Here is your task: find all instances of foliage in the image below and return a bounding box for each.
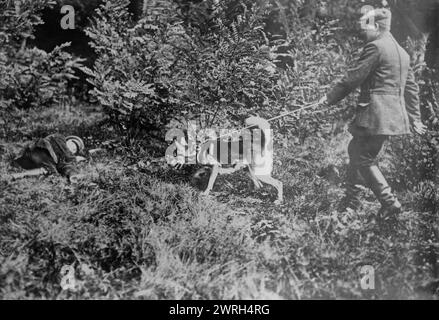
[0,0,52,51]
[84,0,287,142]
[0,44,83,109]
[0,0,84,136]
[84,0,363,144]
[83,0,182,141]
[170,0,282,128]
[0,0,438,300]
[265,0,360,141]
[386,38,439,194]
[1,106,437,299]
[384,39,438,281]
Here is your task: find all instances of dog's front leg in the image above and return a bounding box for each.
[203,165,220,195]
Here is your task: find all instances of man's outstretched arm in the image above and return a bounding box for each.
[324,43,380,106]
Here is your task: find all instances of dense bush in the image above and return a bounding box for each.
[0,44,83,110]
[0,0,84,135]
[31,0,145,60]
[84,0,287,141]
[170,0,282,127]
[84,0,362,144]
[83,0,181,141]
[264,0,360,142]
[385,35,439,195]
[387,67,438,211]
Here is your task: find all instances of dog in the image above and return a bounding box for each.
[174,117,283,205]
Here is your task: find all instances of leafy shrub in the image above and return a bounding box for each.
[385,48,438,279]
[84,0,302,140]
[387,66,439,192]
[83,0,181,141]
[84,0,362,147]
[169,0,282,128]
[0,44,83,110]
[0,0,84,135]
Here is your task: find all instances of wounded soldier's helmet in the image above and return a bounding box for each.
[66,136,85,155]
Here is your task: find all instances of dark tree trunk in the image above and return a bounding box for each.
[389,0,439,70]
[425,9,439,70]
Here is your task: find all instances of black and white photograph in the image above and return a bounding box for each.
[0,0,438,303]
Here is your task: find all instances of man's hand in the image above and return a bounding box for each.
[412,121,427,135]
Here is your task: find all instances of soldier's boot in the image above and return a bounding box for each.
[338,167,363,212]
[338,182,363,212]
[359,166,401,229]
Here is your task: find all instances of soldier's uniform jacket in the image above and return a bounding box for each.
[327,31,421,136]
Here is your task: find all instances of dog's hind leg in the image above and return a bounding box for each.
[257,175,283,205]
[248,167,263,189]
[203,165,220,195]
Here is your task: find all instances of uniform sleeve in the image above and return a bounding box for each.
[327,43,380,105]
[404,65,421,124]
[56,161,79,179]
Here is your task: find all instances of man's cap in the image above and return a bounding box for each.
[360,8,392,30]
[66,136,85,153]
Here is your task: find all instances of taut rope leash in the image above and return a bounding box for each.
[200,101,325,144]
[265,101,322,123]
[171,101,328,167]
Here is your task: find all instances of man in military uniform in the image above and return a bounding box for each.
[320,8,426,223]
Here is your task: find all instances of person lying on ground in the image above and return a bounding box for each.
[8,134,87,183]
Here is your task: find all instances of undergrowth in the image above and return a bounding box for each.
[0,105,437,300]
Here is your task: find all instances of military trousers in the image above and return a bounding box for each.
[347,135,388,179]
[346,134,400,208]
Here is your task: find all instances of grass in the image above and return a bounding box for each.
[0,105,438,300]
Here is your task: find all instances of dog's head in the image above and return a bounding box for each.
[191,166,212,191]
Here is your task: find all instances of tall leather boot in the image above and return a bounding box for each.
[359,165,402,221]
[338,168,363,212]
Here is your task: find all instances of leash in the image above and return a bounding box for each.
[265,101,325,123]
[200,101,324,143]
[171,100,328,166]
